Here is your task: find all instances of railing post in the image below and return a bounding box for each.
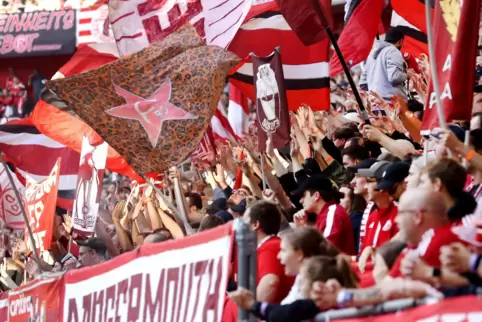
[235,218,258,322]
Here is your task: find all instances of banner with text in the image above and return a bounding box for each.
[25,158,61,253]
[61,223,233,322]
[72,137,107,237]
[0,10,77,58]
[8,275,63,322]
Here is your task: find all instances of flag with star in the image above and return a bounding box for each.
[45,25,240,174]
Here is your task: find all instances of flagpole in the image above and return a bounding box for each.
[0,155,43,274]
[424,0,448,129]
[310,0,370,123]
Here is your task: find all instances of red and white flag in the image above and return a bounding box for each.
[108,0,252,57]
[390,11,428,59]
[25,159,61,254]
[0,164,25,230]
[0,120,79,211]
[228,85,250,140]
[229,2,331,111]
[77,3,115,46]
[72,137,108,237]
[211,102,241,143]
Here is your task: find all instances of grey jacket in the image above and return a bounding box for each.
[360,40,407,102]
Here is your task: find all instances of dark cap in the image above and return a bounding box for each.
[376,162,410,191]
[357,161,390,179]
[76,237,107,255]
[347,158,377,173]
[292,174,336,196]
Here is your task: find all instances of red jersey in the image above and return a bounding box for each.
[389,222,465,278]
[316,202,356,255]
[361,203,398,253]
[257,236,295,304]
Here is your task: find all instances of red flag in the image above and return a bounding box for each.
[229,2,331,111]
[330,0,384,76]
[274,0,332,46]
[422,0,481,129]
[391,11,428,59]
[228,85,250,139]
[391,0,434,34]
[25,158,60,253]
[46,25,239,174]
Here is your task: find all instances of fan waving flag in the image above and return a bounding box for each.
[229,2,331,111]
[330,0,384,76]
[46,25,239,174]
[108,0,252,57]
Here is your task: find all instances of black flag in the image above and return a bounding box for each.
[252,48,290,152]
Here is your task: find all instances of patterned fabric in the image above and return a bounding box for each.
[46,24,239,174]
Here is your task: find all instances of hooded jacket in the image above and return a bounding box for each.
[360,40,407,102]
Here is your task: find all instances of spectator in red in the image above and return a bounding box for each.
[391,189,469,288]
[76,238,108,267]
[293,175,356,255]
[5,68,17,91]
[244,200,296,303]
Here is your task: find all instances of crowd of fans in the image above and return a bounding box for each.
[0,27,481,322]
[0,68,44,122]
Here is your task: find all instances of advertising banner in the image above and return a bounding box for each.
[0,10,77,58]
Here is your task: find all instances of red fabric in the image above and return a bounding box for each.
[233,151,244,190]
[274,0,332,46]
[257,236,296,304]
[361,203,399,253]
[390,222,467,277]
[391,0,433,34]
[222,296,238,322]
[351,260,376,288]
[422,0,481,129]
[330,0,385,76]
[316,202,356,255]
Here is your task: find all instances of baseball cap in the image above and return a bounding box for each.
[376,162,410,191]
[76,237,107,255]
[357,161,390,179]
[292,174,337,196]
[347,158,377,173]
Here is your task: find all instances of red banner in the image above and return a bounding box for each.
[422,0,481,129]
[337,296,482,321]
[7,275,63,322]
[24,158,61,253]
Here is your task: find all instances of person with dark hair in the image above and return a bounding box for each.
[198,215,225,232]
[339,186,367,253]
[419,158,477,221]
[332,125,360,149]
[292,175,355,255]
[77,238,107,267]
[243,201,295,303]
[341,144,370,167]
[360,26,407,102]
[185,192,204,223]
[143,233,171,244]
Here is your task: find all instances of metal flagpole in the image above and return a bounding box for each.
[260,154,267,191]
[425,0,448,129]
[310,0,370,123]
[0,155,43,274]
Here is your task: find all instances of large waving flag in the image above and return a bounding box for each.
[45,25,239,174]
[390,11,428,59]
[391,0,434,35]
[0,119,79,211]
[108,0,252,57]
[330,0,384,76]
[228,1,331,111]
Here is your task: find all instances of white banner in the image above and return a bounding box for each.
[72,137,107,236]
[62,224,233,322]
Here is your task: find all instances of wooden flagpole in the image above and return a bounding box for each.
[0,155,43,274]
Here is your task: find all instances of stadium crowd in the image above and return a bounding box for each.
[0,21,481,321]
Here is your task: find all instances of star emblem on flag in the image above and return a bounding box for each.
[106,79,197,148]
